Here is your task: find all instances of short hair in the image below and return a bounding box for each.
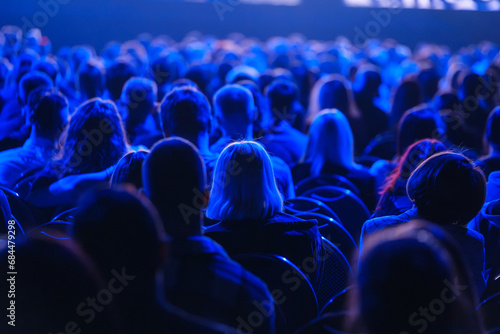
[58,98,127,176]
[72,188,164,279]
[142,138,206,237]
[121,77,157,127]
[105,61,137,101]
[31,57,59,83]
[407,152,486,225]
[397,105,444,157]
[265,79,300,125]
[77,60,105,99]
[30,91,69,134]
[110,150,149,189]
[486,106,500,149]
[18,70,53,106]
[160,86,211,139]
[304,109,356,175]
[207,141,283,221]
[213,84,255,123]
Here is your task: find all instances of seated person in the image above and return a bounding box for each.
[160,86,218,182]
[477,106,500,178]
[210,84,294,199]
[293,109,376,210]
[72,187,239,334]
[0,91,68,189]
[372,139,446,218]
[362,152,487,296]
[257,79,307,166]
[205,141,322,285]
[142,138,275,333]
[351,221,483,334]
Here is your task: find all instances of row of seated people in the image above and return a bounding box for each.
[0,26,500,333]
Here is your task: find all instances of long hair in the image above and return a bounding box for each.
[207,141,283,221]
[303,109,356,176]
[55,98,128,177]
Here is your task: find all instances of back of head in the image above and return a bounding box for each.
[265,79,299,125]
[121,77,157,126]
[353,69,381,98]
[31,57,59,83]
[407,152,486,225]
[110,150,149,189]
[356,222,481,334]
[318,77,350,115]
[143,138,206,238]
[72,187,163,280]
[305,109,355,174]
[0,237,117,333]
[30,91,69,136]
[418,68,440,102]
[18,70,53,106]
[207,141,283,221]
[213,84,255,126]
[160,86,211,140]
[397,105,443,156]
[106,61,137,101]
[486,106,500,150]
[390,79,422,127]
[78,60,105,100]
[61,98,127,175]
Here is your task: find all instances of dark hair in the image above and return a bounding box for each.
[143,138,206,238]
[318,78,350,115]
[397,105,444,157]
[418,68,440,102]
[407,152,486,225]
[160,86,211,139]
[18,70,53,106]
[78,60,105,100]
[213,84,254,122]
[110,150,149,189]
[105,61,137,101]
[56,98,127,176]
[265,79,300,126]
[121,77,157,140]
[72,187,164,280]
[390,79,422,128]
[30,91,69,134]
[31,57,59,83]
[486,106,500,149]
[355,221,483,334]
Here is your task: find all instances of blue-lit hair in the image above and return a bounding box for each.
[304,109,356,176]
[207,141,283,221]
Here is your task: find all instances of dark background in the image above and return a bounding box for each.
[1,0,498,51]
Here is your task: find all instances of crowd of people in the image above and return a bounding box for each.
[0,24,500,333]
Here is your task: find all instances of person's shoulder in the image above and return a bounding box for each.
[267,211,318,230]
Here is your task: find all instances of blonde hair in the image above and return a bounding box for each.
[207,141,283,221]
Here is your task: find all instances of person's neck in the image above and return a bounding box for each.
[189,132,212,156]
[30,128,57,145]
[223,124,253,141]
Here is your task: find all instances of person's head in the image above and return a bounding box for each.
[397,105,444,157]
[318,76,351,115]
[207,141,283,221]
[110,150,149,189]
[28,91,69,140]
[380,139,446,197]
[407,152,486,226]
[105,61,137,101]
[59,98,127,176]
[121,77,157,133]
[77,59,105,100]
[143,138,206,238]
[0,236,118,333]
[72,187,164,284]
[160,86,212,144]
[265,79,301,127]
[31,57,59,84]
[14,51,39,85]
[18,70,53,106]
[213,84,256,134]
[418,68,440,102]
[0,58,12,90]
[486,106,500,152]
[352,68,382,99]
[238,80,266,129]
[354,221,482,334]
[390,78,422,128]
[304,109,356,175]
